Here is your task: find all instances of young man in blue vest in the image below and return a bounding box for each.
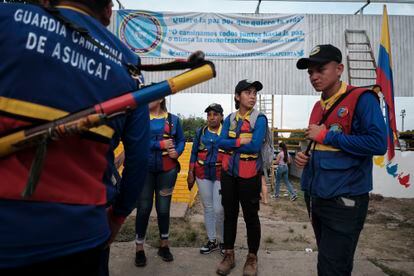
[295,44,387,276]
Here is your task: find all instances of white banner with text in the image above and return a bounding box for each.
[116,11,306,59]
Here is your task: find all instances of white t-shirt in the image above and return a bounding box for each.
[277,151,289,166]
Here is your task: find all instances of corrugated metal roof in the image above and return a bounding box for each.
[109,13,414,96]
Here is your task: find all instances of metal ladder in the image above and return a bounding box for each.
[258,95,274,129]
[258,95,275,187]
[344,30,377,87]
[344,30,389,134]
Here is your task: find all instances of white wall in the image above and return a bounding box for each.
[372,150,413,198]
[289,150,414,198]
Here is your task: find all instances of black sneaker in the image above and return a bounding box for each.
[135,250,147,267]
[200,240,218,254]
[219,243,225,256]
[158,246,174,262]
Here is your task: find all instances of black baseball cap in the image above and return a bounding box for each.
[296,44,342,70]
[204,103,223,114]
[235,79,263,94]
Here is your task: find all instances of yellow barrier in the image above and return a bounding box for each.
[114,142,198,207]
[173,143,198,207]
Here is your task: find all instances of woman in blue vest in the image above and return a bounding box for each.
[216,80,267,276]
[187,103,225,255]
[135,98,185,267]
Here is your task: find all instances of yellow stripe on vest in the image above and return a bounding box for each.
[0,96,67,121]
[240,153,258,159]
[239,133,252,139]
[89,126,114,139]
[197,159,222,166]
[314,144,340,152]
[0,96,114,139]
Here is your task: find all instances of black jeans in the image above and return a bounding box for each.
[98,247,110,276]
[0,244,105,276]
[221,171,261,255]
[305,193,369,276]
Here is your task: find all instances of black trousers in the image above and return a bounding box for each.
[0,244,105,276]
[221,171,261,255]
[305,193,369,276]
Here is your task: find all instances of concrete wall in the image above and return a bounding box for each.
[372,150,414,198]
[289,150,414,198]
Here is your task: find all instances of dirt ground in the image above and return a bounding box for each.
[117,177,414,275]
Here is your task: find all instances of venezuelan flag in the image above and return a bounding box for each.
[376,5,398,161]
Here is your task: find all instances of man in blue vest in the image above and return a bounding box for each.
[295,44,387,276]
[0,1,149,274]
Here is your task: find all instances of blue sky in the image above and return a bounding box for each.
[117,1,414,131]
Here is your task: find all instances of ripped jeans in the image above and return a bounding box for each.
[135,168,177,244]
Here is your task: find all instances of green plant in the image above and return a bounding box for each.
[115,217,207,247]
[180,115,207,141]
[285,131,305,145]
[282,234,310,243]
[291,234,310,243]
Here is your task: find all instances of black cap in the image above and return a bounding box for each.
[204,103,223,114]
[296,44,342,70]
[235,79,263,94]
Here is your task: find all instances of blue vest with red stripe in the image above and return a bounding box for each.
[301,85,379,198]
[0,5,141,205]
[148,113,185,172]
[222,114,263,179]
[193,127,225,181]
[0,4,147,268]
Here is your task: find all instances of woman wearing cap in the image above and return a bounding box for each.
[187,103,225,255]
[216,80,267,276]
[134,98,185,267]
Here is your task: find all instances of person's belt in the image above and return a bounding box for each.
[197,159,222,166]
[239,157,258,161]
[240,153,258,160]
[221,151,258,160]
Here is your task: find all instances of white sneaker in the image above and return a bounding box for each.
[200,240,218,254]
